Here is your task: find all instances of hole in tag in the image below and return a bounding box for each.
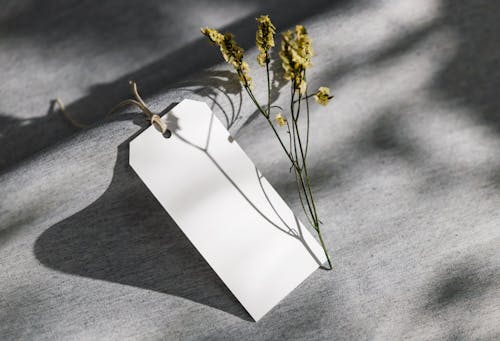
[163,129,172,139]
[151,115,172,138]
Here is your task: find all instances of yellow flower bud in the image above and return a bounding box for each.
[275,113,287,126]
[314,87,333,105]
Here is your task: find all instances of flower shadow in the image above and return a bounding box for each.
[164,105,325,268]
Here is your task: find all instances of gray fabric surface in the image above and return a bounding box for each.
[1,0,499,340]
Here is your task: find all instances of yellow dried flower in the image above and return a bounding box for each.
[201,28,252,88]
[294,25,313,67]
[279,25,313,95]
[255,15,276,66]
[314,86,333,105]
[279,31,294,80]
[275,113,287,126]
[201,27,224,45]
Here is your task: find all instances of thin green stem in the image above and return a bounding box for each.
[290,88,317,226]
[292,165,315,227]
[294,74,319,225]
[317,228,333,269]
[266,56,271,116]
[288,113,313,227]
[304,89,311,160]
[240,69,332,270]
[292,87,318,222]
[243,84,298,169]
[291,79,332,269]
[290,90,299,167]
[292,93,315,103]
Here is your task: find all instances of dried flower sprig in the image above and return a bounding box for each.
[279,25,313,95]
[202,16,334,269]
[256,15,276,66]
[201,28,252,88]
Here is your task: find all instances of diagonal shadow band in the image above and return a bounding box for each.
[33,117,253,321]
[0,0,337,173]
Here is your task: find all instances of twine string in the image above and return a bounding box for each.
[54,80,169,135]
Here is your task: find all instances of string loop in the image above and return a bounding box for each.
[54,80,170,136]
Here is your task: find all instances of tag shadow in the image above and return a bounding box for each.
[33,110,253,321]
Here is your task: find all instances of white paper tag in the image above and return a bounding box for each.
[129,99,326,321]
